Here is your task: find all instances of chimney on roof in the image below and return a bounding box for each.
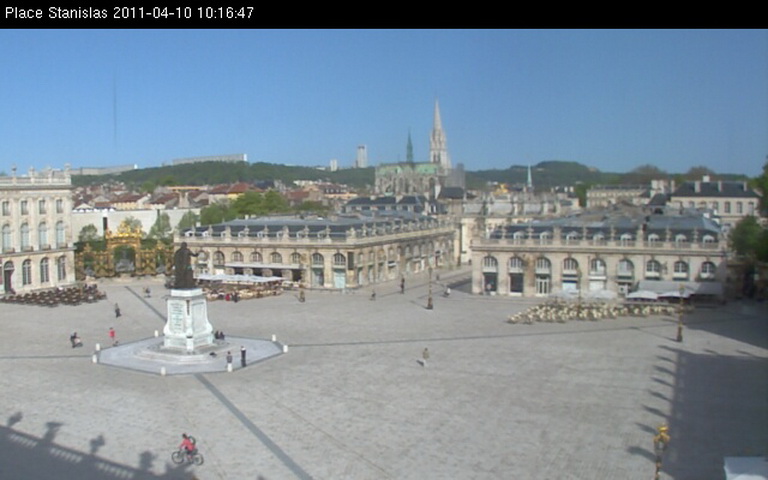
[694,181,700,193]
[743,181,748,191]
[717,181,722,192]
[702,174,710,182]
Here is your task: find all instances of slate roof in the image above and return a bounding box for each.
[495,210,721,239]
[671,181,759,198]
[184,211,440,239]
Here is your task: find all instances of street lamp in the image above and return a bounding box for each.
[577,267,582,316]
[427,266,433,309]
[653,424,670,480]
[676,283,684,342]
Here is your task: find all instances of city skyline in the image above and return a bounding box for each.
[1,29,766,176]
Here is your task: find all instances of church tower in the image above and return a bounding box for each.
[430,99,451,170]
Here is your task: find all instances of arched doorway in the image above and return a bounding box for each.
[3,261,14,293]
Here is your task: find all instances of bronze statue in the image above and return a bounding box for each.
[173,242,198,289]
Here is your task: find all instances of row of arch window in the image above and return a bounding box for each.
[484,256,717,278]
[202,251,346,267]
[198,245,447,267]
[4,257,68,286]
[2,222,67,251]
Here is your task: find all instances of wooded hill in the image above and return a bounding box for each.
[71,160,749,192]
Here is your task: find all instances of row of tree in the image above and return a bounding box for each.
[76,191,332,248]
[200,191,329,225]
[71,159,754,193]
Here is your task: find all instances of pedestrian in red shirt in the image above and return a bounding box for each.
[109,327,117,346]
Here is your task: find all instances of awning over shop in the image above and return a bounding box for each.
[196,273,284,284]
[225,262,301,270]
[636,280,723,297]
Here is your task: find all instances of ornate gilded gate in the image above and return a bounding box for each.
[75,223,173,280]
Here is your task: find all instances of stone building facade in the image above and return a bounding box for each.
[669,177,761,231]
[1,168,76,294]
[178,213,456,290]
[471,209,726,297]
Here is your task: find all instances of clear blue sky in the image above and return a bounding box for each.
[1,29,766,176]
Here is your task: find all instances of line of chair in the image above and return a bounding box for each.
[1,285,107,307]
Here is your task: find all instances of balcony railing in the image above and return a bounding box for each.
[480,236,721,251]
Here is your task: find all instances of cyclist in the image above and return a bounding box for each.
[179,433,196,459]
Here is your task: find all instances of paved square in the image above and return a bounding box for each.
[1,268,766,479]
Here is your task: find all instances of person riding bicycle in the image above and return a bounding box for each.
[180,433,196,457]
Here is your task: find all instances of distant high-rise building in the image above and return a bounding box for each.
[430,100,451,170]
[329,159,338,172]
[356,145,368,168]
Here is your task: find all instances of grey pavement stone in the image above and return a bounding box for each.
[0,268,765,480]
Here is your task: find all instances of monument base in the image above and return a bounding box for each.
[164,288,213,353]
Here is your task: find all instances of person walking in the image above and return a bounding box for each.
[400,277,405,294]
[422,347,430,367]
[114,303,121,318]
[226,351,233,371]
[108,327,117,346]
[240,346,246,367]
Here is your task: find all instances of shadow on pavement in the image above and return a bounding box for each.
[0,412,202,480]
[658,343,767,478]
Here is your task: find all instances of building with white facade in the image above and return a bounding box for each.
[669,176,761,231]
[1,168,76,294]
[355,145,367,168]
[471,206,726,298]
[178,212,456,290]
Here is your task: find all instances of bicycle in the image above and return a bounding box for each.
[171,448,204,466]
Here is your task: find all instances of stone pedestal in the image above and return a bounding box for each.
[164,288,213,352]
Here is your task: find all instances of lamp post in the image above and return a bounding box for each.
[577,267,582,316]
[427,266,434,309]
[653,424,670,480]
[676,283,684,342]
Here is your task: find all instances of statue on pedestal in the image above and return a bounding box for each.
[173,242,198,289]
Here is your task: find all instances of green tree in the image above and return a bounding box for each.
[148,212,172,241]
[231,191,264,217]
[625,164,667,184]
[120,216,144,234]
[200,201,236,225]
[729,216,763,259]
[574,183,590,207]
[140,180,156,194]
[685,165,716,180]
[750,160,768,216]
[176,211,200,232]
[78,224,100,242]
[262,190,289,213]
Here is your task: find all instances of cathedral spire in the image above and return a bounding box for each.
[430,99,451,170]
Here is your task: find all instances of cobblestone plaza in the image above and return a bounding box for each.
[0,267,765,479]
